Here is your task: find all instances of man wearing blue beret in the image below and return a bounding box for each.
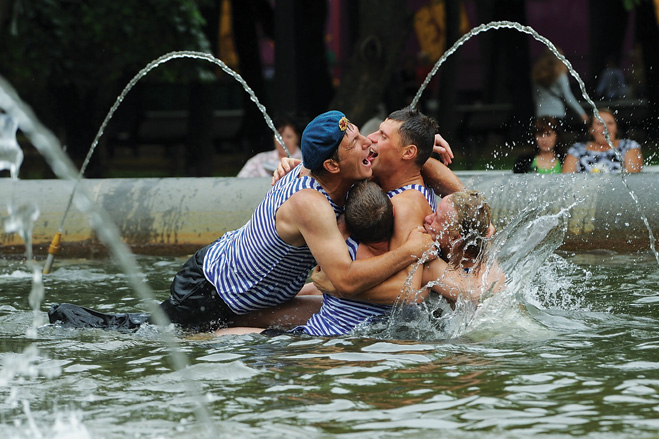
[150,109,442,331]
[269,108,470,307]
[49,110,459,332]
[306,108,455,302]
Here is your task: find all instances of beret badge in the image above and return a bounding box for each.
[338,116,348,132]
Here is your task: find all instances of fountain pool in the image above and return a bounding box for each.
[1,18,658,439]
[1,250,658,438]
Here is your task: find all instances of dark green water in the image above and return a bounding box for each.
[1,250,658,439]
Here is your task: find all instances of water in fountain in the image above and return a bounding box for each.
[361,199,576,342]
[2,21,658,439]
[411,20,659,266]
[0,75,217,435]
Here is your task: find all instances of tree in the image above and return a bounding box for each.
[330,0,413,127]
[0,0,213,177]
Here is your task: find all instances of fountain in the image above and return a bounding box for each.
[1,19,658,439]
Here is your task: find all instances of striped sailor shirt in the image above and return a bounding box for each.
[296,184,437,336]
[203,165,343,314]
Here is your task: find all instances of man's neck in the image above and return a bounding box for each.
[302,168,352,207]
[377,166,424,192]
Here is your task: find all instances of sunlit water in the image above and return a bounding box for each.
[1,249,658,439]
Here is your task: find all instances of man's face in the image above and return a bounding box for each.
[424,194,457,250]
[336,123,378,181]
[367,118,403,177]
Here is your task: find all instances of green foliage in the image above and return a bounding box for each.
[1,0,214,96]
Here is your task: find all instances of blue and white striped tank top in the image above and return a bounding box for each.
[203,165,343,314]
[296,184,437,336]
[386,183,437,211]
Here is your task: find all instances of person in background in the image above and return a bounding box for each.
[532,48,588,128]
[596,58,628,101]
[562,108,643,173]
[237,116,303,177]
[513,116,564,174]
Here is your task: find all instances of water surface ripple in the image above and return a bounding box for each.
[1,252,658,438]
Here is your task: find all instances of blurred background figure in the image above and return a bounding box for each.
[532,48,588,128]
[563,108,643,173]
[237,116,302,177]
[513,116,563,174]
[596,57,628,101]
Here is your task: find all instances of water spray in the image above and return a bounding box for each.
[42,50,288,274]
[411,20,658,266]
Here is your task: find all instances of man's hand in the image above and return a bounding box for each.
[311,265,336,293]
[403,227,437,261]
[271,157,302,186]
[433,133,454,166]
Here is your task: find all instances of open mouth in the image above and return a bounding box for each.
[362,147,378,166]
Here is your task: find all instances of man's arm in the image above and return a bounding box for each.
[279,189,435,297]
[340,264,428,305]
[433,133,454,165]
[421,257,506,303]
[346,256,502,305]
[271,157,303,185]
[421,158,464,197]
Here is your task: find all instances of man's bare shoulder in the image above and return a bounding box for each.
[390,186,432,211]
[280,188,337,223]
[276,188,338,246]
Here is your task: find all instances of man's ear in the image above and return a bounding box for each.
[402,144,418,161]
[323,157,341,174]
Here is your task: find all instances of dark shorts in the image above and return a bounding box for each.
[49,244,237,333]
[158,243,238,332]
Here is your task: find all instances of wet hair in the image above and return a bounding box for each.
[532,48,567,88]
[387,108,438,167]
[345,180,394,244]
[449,190,491,260]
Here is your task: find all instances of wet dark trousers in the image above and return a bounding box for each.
[48,244,237,332]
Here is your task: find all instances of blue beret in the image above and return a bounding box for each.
[302,110,349,170]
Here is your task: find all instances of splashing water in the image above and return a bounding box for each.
[3,201,45,335]
[45,51,288,275]
[0,75,217,435]
[363,201,575,342]
[411,20,659,266]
